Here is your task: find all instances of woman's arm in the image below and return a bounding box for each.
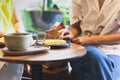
[70,20,81,38]
[72,33,120,45]
[70,0,82,38]
[12,9,25,32]
[12,9,19,32]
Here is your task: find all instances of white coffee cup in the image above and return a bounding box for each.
[4,33,33,51]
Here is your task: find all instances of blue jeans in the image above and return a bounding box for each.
[70,45,120,80]
[0,63,23,80]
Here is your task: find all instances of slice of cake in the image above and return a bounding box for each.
[44,22,65,39]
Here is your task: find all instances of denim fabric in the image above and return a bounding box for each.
[107,55,120,80]
[70,45,120,80]
[0,63,23,80]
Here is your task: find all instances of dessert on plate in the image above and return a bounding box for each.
[42,39,66,45]
[44,22,65,39]
[42,22,68,74]
[42,22,67,45]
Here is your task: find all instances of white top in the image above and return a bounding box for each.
[70,0,120,55]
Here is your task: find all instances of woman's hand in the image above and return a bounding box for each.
[72,37,86,45]
[72,34,120,45]
[59,28,74,40]
[72,36,97,45]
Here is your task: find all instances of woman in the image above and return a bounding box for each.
[0,0,24,80]
[59,0,120,80]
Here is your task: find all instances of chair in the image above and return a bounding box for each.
[22,10,63,34]
[22,10,46,35]
[30,11,51,31]
[42,11,63,25]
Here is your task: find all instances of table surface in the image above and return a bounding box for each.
[0,43,86,64]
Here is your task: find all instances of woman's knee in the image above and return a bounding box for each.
[84,45,107,60]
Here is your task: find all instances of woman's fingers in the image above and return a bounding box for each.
[59,29,70,39]
[63,34,71,40]
[72,37,81,44]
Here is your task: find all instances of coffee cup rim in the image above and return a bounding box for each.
[4,33,31,37]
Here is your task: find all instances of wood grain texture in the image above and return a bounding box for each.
[0,43,86,64]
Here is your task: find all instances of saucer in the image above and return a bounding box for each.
[2,45,50,56]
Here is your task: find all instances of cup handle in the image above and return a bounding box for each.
[32,35,39,46]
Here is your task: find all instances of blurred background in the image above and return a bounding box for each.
[15,0,71,36]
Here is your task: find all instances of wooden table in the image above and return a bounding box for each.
[0,43,86,80]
